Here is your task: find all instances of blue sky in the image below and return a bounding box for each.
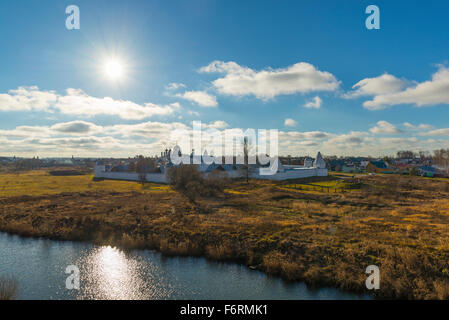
[1,0,449,157]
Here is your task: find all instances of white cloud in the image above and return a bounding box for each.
[403,122,433,130]
[199,61,243,74]
[403,122,415,129]
[0,125,50,138]
[378,137,419,146]
[325,131,368,146]
[0,86,57,112]
[205,120,229,129]
[284,118,297,127]
[0,86,181,120]
[304,96,322,109]
[177,90,218,107]
[105,121,189,139]
[1,120,449,157]
[199,61,340,100]
[187,110,200,117]
[361,67,449,110]
[280,130,331,140]
[345,74,407,98]
[0,121,101,138]
[56,89,181,120]
[370,121,403,134]
[51,120,102,134]
[165,82,186,90]
[420,128,449,136]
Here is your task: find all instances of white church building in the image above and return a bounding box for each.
[94,152,328,183]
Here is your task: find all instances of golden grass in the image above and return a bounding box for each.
[0,170,171,197]
[281,176,357,194]
[0,277,18,300]
[0,171,449,299]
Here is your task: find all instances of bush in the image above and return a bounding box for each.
[166,165,229,203]
[202,170,230,195]
[167,165,202,192]
[0,277,18,300]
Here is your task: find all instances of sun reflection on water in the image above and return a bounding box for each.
[76,246,170,300]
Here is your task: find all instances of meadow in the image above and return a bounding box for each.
[1,169,449,299]
[0,170,171,197]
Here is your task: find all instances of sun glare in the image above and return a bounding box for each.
[104,59,124,80]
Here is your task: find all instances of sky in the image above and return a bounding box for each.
[1,0,449,157]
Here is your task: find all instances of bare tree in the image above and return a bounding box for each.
[243,136,250,183]
[397,150,415,159]
[128,160,136,172]
[433,149,449,173]
[239,136,256,183]
[136,156,156,185]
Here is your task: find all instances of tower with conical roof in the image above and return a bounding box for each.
[313,152,326,169]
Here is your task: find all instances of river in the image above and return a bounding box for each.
[0,232,371,300]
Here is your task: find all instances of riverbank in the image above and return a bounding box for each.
[1,170,449,299]
[0,232,370,300]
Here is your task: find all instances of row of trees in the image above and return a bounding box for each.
[396,149,449,167]
[433,149,449,169]
[396,150,432,160]
[13,157,42,171]
[128,155,157,173]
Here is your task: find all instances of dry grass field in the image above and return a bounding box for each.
[0,170,171,197]
[1,169,449,299]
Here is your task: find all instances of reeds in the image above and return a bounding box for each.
[0,277,18,300]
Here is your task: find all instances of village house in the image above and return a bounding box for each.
[342,164,362,173]
[365,161,395,174]
[394,162,414,175]
[418,165,437,177]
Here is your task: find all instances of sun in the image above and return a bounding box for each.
[104,58,124,80]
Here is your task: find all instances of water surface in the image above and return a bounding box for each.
[0,232,371,300]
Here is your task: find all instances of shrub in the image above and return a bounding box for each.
[0,277,18,300]
[167,165,202,190]
[202,170,230,196]
[167,165,229,203]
